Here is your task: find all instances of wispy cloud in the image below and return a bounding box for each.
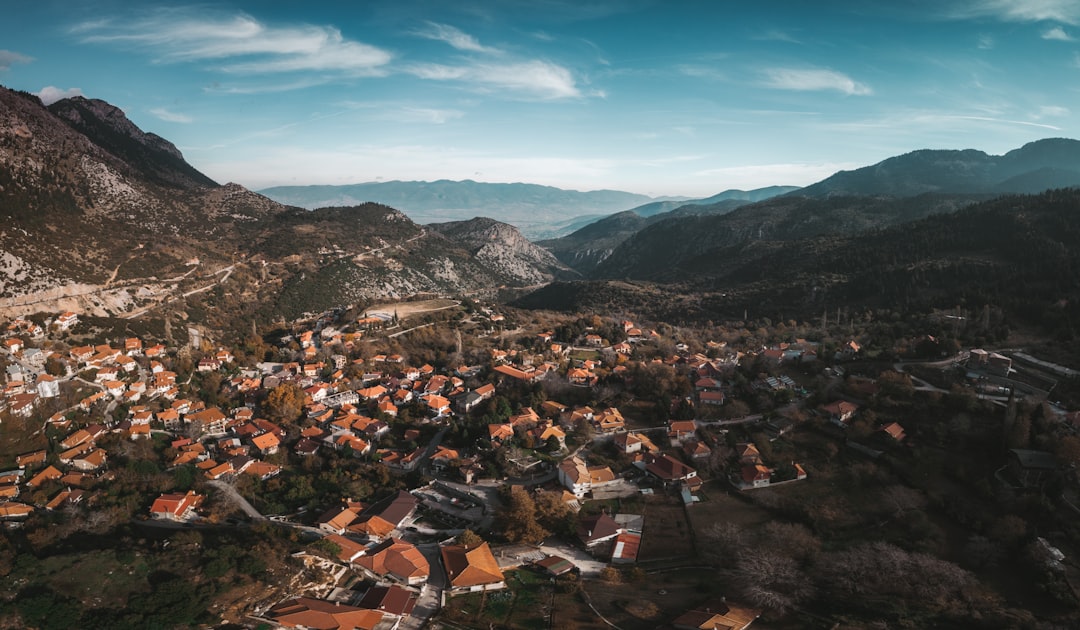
[949,0,1080,24]
[414,22,500,54]
[386,107,465,124]
[36,86,83,105]
[0,49,33,71]
[754,29,801,44]
[339,101,465,124]
[762,67,872,96]
[74,8,391,76]
[678,65,727,81]
[949,115,1061,130]
[407,59,588,100]
[150,107,193,123]
[1036,105,1070,118]
[826,109,1064,135]
[1042,26,1074,40]
[203,78,330,94]
[977,33,995,49]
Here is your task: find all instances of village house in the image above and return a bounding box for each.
[353,537,430,585]
[347,490,419,542]
[614,431,659,455]
[668,420,697,444]
[821,400,859,428]
[265,597,383,630]
[55,311,79,331]
[357,584,418,622]
[592,407,626,433]
[149,490,204,521]
[673,600,761,630]
[577,512,623,549]
[558,456,617,498]
[441,542,506,594]
[645,454,700,490]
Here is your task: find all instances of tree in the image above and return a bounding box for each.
[456,529,484,547]
[45,356,66,377]
[264,383,304,423]
[728,549,812,613]
[496,485,549,544]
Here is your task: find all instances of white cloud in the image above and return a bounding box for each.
[1042,26,1074,40]
[949,115,1061,130]
[74,9,391,76]
[1037,105,1070,118]
[407,60,585,100]
[407,63,470,81]
[414,22,500,54]
[755,29,801,44]
[977,33,995,49]
[0,49,32,71]
[203,78,329,94]
[150,107,193,123]
[36,86,83,105]
[950,0,1080,24]
[678,65,727,81]
[762,67,872,96]
[339,101,465,124]
[381,107,464,124]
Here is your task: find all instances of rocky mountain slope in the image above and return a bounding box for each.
[428,217,576,285]
[48,97,218,190]
[0,86,571,325]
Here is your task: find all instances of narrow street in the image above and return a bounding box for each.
[207,479,266,521]
[403,543,447,630]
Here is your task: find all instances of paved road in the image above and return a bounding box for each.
[208,479,266,521]
[403,543,447,630]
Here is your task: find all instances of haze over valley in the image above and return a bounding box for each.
[4,2,1080,629]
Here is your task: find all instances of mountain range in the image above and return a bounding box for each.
[5,82,1080,339]
[796,138,1080,198]
[0,86,569,328]
[539,138,1080,278]
[258,179,671,240]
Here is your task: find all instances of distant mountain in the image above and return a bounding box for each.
[591,194,984,281]
[517,189,1080,337]
[258,180,659,239]
[538,199,749,274]
[797,138,1080,198]
[539,187,797,274]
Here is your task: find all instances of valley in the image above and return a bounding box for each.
[4,83,1080,630]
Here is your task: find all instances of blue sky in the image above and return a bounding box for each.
[2,0,1078,196]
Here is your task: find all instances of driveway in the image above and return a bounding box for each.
[538,539,607,577]
[208,479,265,521]
[400,543,447,630]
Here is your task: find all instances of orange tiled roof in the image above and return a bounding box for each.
[442,542,505,588]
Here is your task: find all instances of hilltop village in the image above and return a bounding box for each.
[2,300,1080,629]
